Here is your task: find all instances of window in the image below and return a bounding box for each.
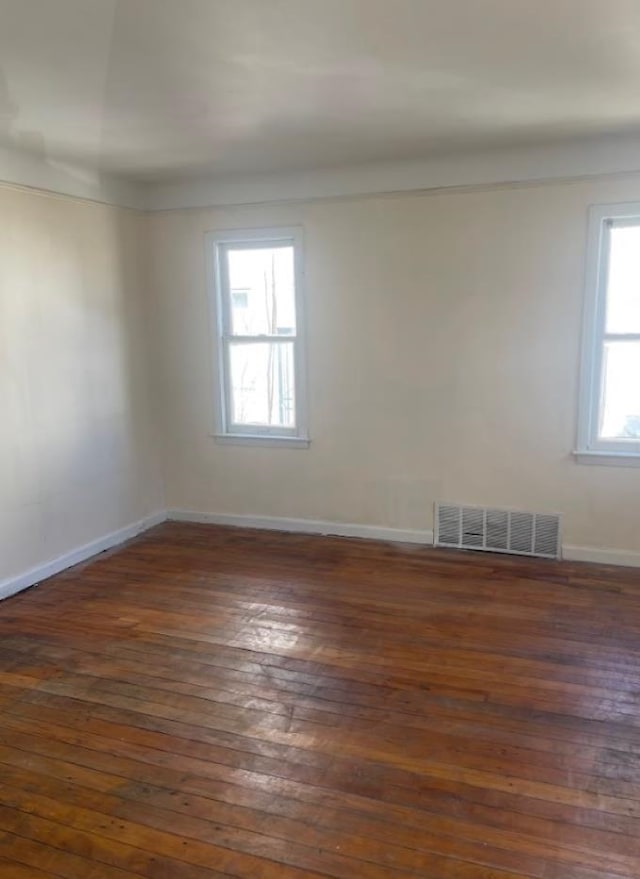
[206,227,308,445]
[577,203,640,462]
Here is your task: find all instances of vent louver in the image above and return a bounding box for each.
[435,503,561,559]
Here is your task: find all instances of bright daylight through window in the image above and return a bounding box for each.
[207,228,307,444]
[578,205,640,460]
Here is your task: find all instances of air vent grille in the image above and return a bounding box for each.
[435,503,561,559]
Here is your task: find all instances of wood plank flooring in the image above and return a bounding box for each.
[0,522,640,878]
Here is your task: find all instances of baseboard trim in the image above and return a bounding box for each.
[2,510,638,602]
[562,544,640,568]
[167,509,433,545]
[0,511,167,602]
[169,509,640,568]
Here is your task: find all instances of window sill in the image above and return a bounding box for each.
[214,433,310,449]
[573,450,640,467]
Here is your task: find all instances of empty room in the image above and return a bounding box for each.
[2,1,640,876]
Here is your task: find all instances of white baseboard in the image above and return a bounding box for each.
[0,511,167,602]
[562,544,640,568]
[169,509,640,569]
[2,508,638,604]
[167,509,433,546]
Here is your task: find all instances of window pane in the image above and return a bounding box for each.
[606,225,640,334]
[599,340,640,439]
[226,245,296,336]
[229,342,295,428]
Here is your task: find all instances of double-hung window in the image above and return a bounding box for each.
[577,203,640,462]
[207,227,308,445]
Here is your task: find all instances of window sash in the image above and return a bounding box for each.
[578,207,640,456]
[207,227,307,441]
[221,334,299,343]
[218,240,298,339]
[222,337,299,436]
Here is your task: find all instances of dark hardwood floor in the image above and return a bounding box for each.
[0,522,639,878]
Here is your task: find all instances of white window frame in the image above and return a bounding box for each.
[206,226,309,447]
[576,202,640,465]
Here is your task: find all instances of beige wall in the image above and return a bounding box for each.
[3,173,639,580]
[149,174,640,553]
[0,185,163,584]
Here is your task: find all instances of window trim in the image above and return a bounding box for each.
[576,202,640,464]
[205,226,309,446]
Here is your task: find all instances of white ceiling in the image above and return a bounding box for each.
[2,0,640,185]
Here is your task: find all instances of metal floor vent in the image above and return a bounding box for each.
[435,503,561,559]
